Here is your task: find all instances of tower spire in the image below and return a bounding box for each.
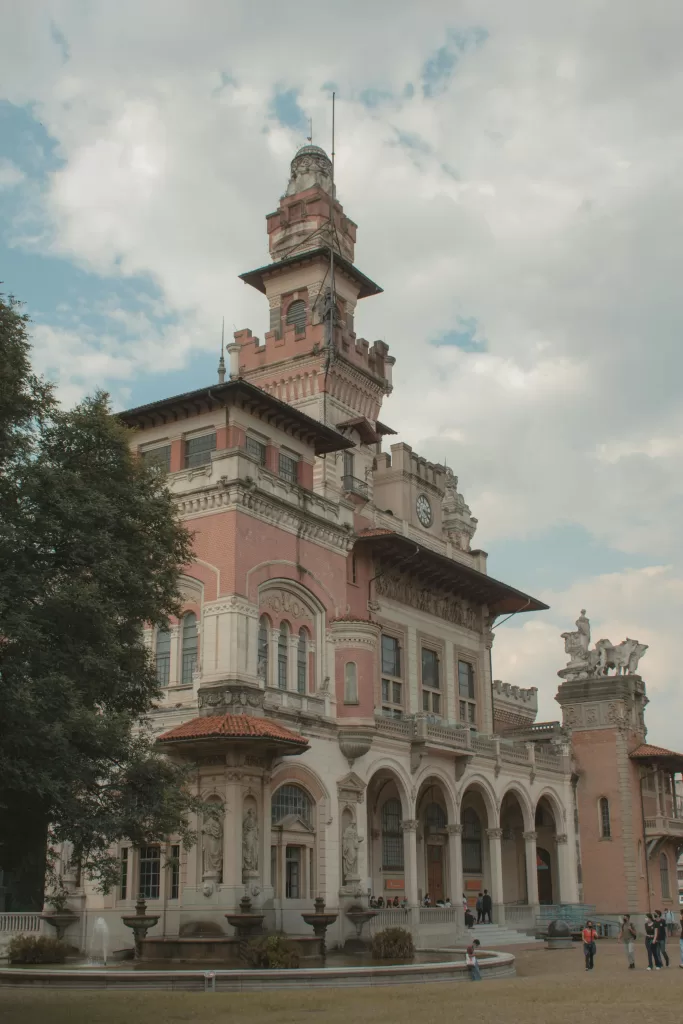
[217,317,226,384]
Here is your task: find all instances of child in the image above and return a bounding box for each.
[466,938,481,981]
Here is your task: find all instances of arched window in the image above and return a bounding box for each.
[258,616,270,683]
[660,852,670,899]
[278,622,289,690]
[286,299,307,334]
[297,628,308,694]
[344,661,358,704]
[181,612,197,684]
[425,803,446,831]
[599,797,611,839]
[272,784,312,825]
[155,627,171,686]
[381,798,404,869]
[462,807,482,872]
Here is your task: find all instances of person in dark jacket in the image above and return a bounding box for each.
[475,893,483,923]
[481,889,493,924]
[654,910,670,967]
[645,913,663,970]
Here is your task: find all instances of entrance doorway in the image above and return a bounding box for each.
[537,847,553,904]
[427,844,444,901]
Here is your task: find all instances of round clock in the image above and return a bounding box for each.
[416,493,433,528]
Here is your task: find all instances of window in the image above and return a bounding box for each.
[141,444,171,473]
[272,784,312,825]
[660,853,671,899]
[458,659,476,726]
[170,844,180,900]
[425,803,446,831]
[279,452,298,483]
[344,661,358,704]
[246,436,266,466]
[139,845,161,899]
[599,797,611,839]
[155,627,171,686]
[381,798,404,870]
[278,622,289,689]
[258,616,270,683]
[297,628,308,694]
[380,634,403,717]
[184,432,216,469]
[462,808,482,873]
[421,647,441,715]
[350,554,357,584]
[343,451,355,478]
[286,299,307,334]
[120,848,129,900]
[285,846,302,897]
[181,612,198,684]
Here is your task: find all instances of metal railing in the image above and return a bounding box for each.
[342,475,369,499]
[0,912,41,934]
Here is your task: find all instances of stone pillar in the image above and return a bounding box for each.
[169,624,180,687]
[288,634,300,693]
[269,629,280,690]
[221,773,245,905]
[554,833,571,904]
[523,830,540,915]
[447,824,464,924]
[259,773,274,905]
[401,820,419,908]
[486,828,505,924]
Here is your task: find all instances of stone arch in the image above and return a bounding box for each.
[500,782,534,833]
[365,756,413,818]
[415,772,456,905]
[246,560,336,612]
[257,578,327,693]
[535,788,565,832]
[270,762,330,903]
[534,788,564,905]
[414,767,458,824]
[459,774,499,828]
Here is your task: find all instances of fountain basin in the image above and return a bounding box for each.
[138,934,322,963]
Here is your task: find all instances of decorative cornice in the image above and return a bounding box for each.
[446,824,463,836]
[328,619,380,649]
[554,833,569,845]
[400,819,419,832]
[486,828,503,840]
[523,831,538,842]
[203,595,258,619]
[374,560,481,631]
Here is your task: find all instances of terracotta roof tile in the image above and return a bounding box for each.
[157,713,308,747]
[629,742,683,761]
[357,527,396,538]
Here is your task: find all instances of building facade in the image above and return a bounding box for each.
[47,144,581,952]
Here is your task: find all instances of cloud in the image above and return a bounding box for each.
[0,158,25,189]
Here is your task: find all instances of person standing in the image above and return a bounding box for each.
[655,911,670,967]
[665,907,675,937]
[466,938,482,981]
[475,892,483,924]
[481,889,493,924]
[582,920,598,971]
[679,909,683,968]
[618,914,637,969]
[645,913,662,970]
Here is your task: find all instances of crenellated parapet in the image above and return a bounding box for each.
[492,679,539,734]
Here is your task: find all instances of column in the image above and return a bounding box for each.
[401,820,419,913]
[221,773,244,906]
[169,624,180,687]
[486,828,505,924]
[269,629,280,691]
[553,833,571,904]
[447,824,464,929]
[260,772,274,905]
[523,830,540,915]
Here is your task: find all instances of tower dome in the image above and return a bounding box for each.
[286,144,333,197]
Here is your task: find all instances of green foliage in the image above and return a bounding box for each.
[245,934,300,970]
[7,935,69,964]
[371,927,415,960]
[0,294,199,894]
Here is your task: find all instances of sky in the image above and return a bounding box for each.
[2,2,683,746]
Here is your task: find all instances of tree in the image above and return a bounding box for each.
[0,294,198,905]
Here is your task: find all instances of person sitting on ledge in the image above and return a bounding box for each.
[466,939,482,981]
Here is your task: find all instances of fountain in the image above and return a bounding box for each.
[224,894,265,942]
[121,895,160,958]
[89,917,110,967]
[301,897,339,958]
[344,903,379,951]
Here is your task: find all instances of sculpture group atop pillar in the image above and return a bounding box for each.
[559,610,648,680]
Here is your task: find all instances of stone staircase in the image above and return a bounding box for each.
[462,923,544,947]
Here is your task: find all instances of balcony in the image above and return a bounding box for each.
[643,816,683,839]
[342,474,369,500]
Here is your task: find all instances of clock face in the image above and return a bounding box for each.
[416,493,433,528]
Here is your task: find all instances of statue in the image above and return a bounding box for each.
[202,804,224,881]
[559,611,648,681]
[242,807,259,873]
[442,468,477,551]
[575,610,590,652]
[342,822,363,882]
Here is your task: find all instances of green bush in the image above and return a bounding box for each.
[244,934,300,970]
[7,935,69,964]
[371,926,415,960]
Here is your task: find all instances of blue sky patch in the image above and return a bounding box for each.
[422,26,489,98]
[431,318,487,352]
[270,87,308,134]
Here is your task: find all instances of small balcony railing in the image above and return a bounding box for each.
[342,475,369,499]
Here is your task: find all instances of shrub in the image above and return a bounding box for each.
[7,935,69,964]
[244,934,300,970]
[371,926,415,960]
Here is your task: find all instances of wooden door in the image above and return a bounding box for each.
[427,844,444,902]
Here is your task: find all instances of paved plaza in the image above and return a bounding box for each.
[2,941,682,1024]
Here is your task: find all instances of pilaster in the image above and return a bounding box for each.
[486,827,504,923]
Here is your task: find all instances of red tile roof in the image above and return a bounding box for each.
[157,713,308,747]
[357,527,396,538]
[629,743,683,761]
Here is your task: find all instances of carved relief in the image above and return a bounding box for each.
[374,564,480,630]
[261,591,312,621]
[242,806,259,873]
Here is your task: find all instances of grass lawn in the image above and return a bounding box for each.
[2,941,682,1024]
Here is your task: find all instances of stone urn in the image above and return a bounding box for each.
[546,919,573,950]
[344,903,378,950]
[301,897,338,958]
[225,894,265,941]
[40,910,80,942]
[121,895,160,958]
